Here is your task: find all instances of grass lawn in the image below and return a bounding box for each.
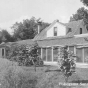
[21,65,88,88]
[0,59,88,88]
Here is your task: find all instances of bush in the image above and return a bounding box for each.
[0,64,37,88]
[6,42,44,67]
[58,46,76,82]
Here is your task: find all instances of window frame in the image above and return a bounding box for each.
[80,28,82,34]
[53,27,57,36]
[2,48,5,57]
[67,28,72,33]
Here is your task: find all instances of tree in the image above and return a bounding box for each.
[0,30,14,43]
[70,7,88,30]
[12,19,36,41]
[58,46,76,82]
[11,17,49,41]
[81,0,88,6]
[70,7,88,23]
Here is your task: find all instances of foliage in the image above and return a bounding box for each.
[0,30,14,43]
[81,0,88,6]
[70,7,88,30]
[0,65,37,88]
[6,42,43,67]
[58,46,76,82]
[11,17,49,41]
[70,7,88,23]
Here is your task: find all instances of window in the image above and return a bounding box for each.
[76,48,83,62]
[2,48,5,57]
[80,28,82,34]
[54,27,57,36]
[86,26,88,31]
[53,47,58,61]
[42,48,46,61]
[47,47,52,61]
[67,28,72,33]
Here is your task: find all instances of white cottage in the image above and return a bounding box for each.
[34,19,88,67]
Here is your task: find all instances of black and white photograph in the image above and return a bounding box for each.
[0,0,88,88]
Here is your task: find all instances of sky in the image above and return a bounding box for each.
[0,0,85,34]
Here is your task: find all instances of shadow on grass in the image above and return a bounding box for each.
[71,80,88,83]
[45,69,61,72]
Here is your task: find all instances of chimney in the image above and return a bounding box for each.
[38,22,41,34]
[38,24,40,34]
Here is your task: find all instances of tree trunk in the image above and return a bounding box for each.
[65,76,68,83]
[34,64,36,72]
[32,59,36,72]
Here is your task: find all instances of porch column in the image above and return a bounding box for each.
[58,47,60,59]
[74,46,76,55]
[68,46,69,50]
[82,48,84,63]
[74,46,76,62]
[4,48,6,58]
[41,48,42,59]
[46,48,47,61]
[52,47,53,62]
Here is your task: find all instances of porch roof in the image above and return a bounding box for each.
[0,39,35,48]
[37,36,88,47]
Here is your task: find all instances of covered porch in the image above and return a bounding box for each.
[39,44,88,68]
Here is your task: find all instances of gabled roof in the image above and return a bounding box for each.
[34,19,66,40]
[65,19,84,28]
[66,19,84,37]
[34,19,84,41]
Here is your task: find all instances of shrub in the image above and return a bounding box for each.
[58,46,76,82]
[0,65,37,88]
[6,42,43,67]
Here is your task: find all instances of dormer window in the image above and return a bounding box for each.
[80,28,82,34]
[54,27,57,36]
[67,28,72,34]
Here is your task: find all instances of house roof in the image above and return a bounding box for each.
[15,39,35,45]
[66,19,84,37]
[34,19,66,40]
[34,19,84,40]
[0,39,35,48]
[0,19,86,48]
[37,36,88,47]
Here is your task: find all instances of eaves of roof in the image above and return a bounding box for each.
[37,36,88,47]
[0,39,35,48]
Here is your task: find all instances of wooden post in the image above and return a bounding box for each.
[52,47,53,62]
[41,48,42,59]
[46,48,47,61]
[68,46,69,51]
[74,46,76,61]
[82,48,84,63]
[58,47,60,60]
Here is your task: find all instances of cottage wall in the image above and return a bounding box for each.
[47,22,66,37]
